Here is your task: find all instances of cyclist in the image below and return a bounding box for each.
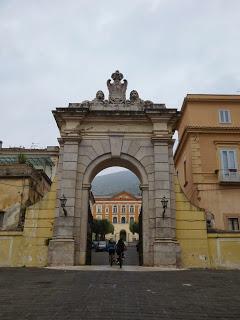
[116,238,126,268]
[108,238,116,266]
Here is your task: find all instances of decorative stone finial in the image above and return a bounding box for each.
[129,90,144,105]
[107,70,128,104]
[94,90,105,102]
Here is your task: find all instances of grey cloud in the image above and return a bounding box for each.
[0,0,239,147]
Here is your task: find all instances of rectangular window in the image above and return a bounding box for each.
[112,205,118,214]
[219,110,231,123]
[0,211,4,228]
[220,149,238,177]
[105,207,109,214]
[96,205,102,214]
[129,205,134,213]
[228,218,240,231]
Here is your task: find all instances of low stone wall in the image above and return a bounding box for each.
[208,233,240,269]
[0,231,23,266]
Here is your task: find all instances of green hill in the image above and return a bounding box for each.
[92,170,140,196]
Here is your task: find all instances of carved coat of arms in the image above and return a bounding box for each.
[107,70,128,104]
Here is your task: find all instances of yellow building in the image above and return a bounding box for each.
[0,144,59,231]
[174,94,240,231]
[92,191,141,242]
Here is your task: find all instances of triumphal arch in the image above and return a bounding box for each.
[48,70,180,267]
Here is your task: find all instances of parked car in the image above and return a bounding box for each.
[95,241,107,252]
[92,241,98,249]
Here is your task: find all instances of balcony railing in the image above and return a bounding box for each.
[218,169,240,183]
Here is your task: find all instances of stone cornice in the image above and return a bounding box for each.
[58,136,82,144]
[174,125,240,163]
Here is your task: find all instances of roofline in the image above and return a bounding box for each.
[93,190,142,200]
[174,125,240,163]
[177,93,240,130]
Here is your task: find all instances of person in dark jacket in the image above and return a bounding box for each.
[116,238,126,262]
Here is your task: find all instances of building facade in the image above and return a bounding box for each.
[0,144,59,231]
[174,94,240,231]
[92,191,141,242]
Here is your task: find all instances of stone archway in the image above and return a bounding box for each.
[78,153,149,265]
[48,70,180,267]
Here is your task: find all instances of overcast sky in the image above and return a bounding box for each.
[0,0,240,149]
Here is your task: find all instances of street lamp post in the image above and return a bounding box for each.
[161,196,168,219]
[60,194,67,216]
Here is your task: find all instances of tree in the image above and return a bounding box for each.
[129,221,139,235]
[92,219,114,240]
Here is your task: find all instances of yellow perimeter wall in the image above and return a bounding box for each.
[0,179,56,267]
[0,177,240,268]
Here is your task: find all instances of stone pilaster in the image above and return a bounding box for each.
[48,138,80,266]
[152,137,180,267]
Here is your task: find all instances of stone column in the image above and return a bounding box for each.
[140,184,152,266]
[48,138,80,266]
[152,138,179,267]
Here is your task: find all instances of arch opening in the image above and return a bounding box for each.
[85,163,144,267]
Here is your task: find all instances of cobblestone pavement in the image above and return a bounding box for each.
[0,268,240,320]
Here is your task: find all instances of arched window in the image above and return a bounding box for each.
[113,217,117,224]
[130,217,134,224]
[129,205,134,213]
[113,205,118,214]
[105,207,109,214]
[122,205,126,214]
[121,217,126,224]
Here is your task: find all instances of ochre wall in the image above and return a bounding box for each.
[178,96,240,139]
[0,177,29,211]
[175,176,240,269]
[175,177,210,268]
[0,179,56,267]
[208,233,240,269]
[0,231,23,266]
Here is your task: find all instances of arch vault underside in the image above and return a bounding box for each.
[48,70,180,267]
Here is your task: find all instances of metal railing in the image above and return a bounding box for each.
[218,169,240,183]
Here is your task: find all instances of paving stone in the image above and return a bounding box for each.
[0,269,239,320]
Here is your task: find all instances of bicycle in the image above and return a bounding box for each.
[117,252,124,268]
[109,251,116,266]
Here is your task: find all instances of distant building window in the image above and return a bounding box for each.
[219,110,231,123]
[129,205,134,213]
[112,205,118,214]
[228,218,239,231]
[0,211,4,228]
[220,150,237,177]
[130,217,134,224]
[122,205,126,214]
[96,205,102,214]
[105,207,109,214]
[121,217,126,224]
[113,217,117,224]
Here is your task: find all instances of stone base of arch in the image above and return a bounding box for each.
[153,239,181,267]
[48,239,75,266]
[48,238,181,267]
